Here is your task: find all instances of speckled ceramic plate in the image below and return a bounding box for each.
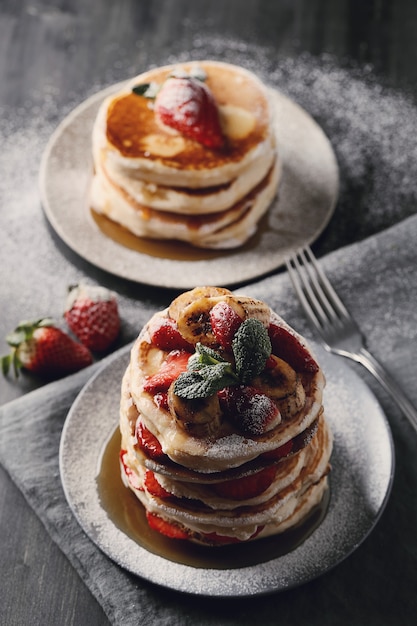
[60,345,394,597]
[40,83,338,288]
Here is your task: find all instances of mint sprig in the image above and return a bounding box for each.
[233,318,272,384]
[173,319,271,399]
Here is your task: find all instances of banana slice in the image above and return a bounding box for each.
[168,383,222,437]
[175,293,272,346]
[168,286,231,322]
[226,295,271,327]
[252,355,306,419]
[176,296,224,345]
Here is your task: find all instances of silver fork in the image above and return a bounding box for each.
[286,246,417,434]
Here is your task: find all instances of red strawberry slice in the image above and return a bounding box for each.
[212,466,277,500]
[153,392,169,411]
[143,349,190,394]
[135,421,167,461]
[210,301,243,349]
[146,511,190,540]
[148,316,193,351]
[268,323,319,373]
[64,283,120,352]
[155,76,225,148]
[120,450,143,491]
[218,385,281,435]
[1,318,93,379]
[144,470,171,498]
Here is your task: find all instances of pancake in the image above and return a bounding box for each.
[119,286,333,546]
[91,61,281,248]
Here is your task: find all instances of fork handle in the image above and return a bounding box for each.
[354,347,417,434]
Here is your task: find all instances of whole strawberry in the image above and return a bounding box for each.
[64,283,120,352]
[154,76,225,148]
[133,74,225,149]
[1,318,93,378]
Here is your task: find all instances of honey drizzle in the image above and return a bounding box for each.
[97,429,330,570]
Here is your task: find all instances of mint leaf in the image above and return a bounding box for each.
[188,343,227,371]
[232,319,271,384]
[174,345,237,399]
[174,366,236,399]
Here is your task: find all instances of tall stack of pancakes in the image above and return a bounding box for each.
[119,287,333,546]
[91,61,281,249]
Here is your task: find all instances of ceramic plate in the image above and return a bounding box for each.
[60,344,394,597]
[40,84,338,288]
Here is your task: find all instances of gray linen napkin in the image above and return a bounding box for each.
[1,214,417,626]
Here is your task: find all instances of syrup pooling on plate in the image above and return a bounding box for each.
[119,286,333,547]
[97,427,330,568]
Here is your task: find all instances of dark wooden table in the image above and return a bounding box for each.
[1,1,417,624]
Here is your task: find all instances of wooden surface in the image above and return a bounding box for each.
[1,1,417,624]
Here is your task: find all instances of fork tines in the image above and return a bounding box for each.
[285,246,351,330]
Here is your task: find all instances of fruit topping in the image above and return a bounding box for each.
[148,316,193,352]
[168,383,222,437]
[135,420,166,461]
[268,323,319,373]
[120,450,142,491]
[146,511,190,540]
[143,349,191,394]
[1,318,93,379]
[144,470,171,498]
[251,354,306,419]
[154,76,225,148]
[173,319,271,400]
[212,466,277,500]
[64,283,120,352]
[218,385,281,435]
[209,301,243,349]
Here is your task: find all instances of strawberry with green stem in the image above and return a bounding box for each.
[132,72,225,149]
[1,318,93,379]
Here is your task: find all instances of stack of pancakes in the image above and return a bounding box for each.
[119,287,333,546]
[91,61,281,249]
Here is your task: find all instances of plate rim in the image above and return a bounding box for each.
[39,82,339,289]
[59,344,395,597]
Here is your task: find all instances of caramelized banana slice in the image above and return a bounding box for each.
[167,382,223,437]
[252,355,306,419]
[226,295,271,327]
[168,286,231,322]
[176,293,272,346]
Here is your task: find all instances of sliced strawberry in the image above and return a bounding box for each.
[148,317,193,352]
[209,301,243,349]
[261,439,294,461]
[155,76,224,148]
[146,511,190,540]
[268,323,319,373]
[135,421,167,461]
[153,392,169,411]
[143,349,190,394]
[144,470,171,498]
[120,450,143,491]
[212,466,276,500]
[218,385,281,435]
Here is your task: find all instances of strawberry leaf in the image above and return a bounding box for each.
[132,82,159,99]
